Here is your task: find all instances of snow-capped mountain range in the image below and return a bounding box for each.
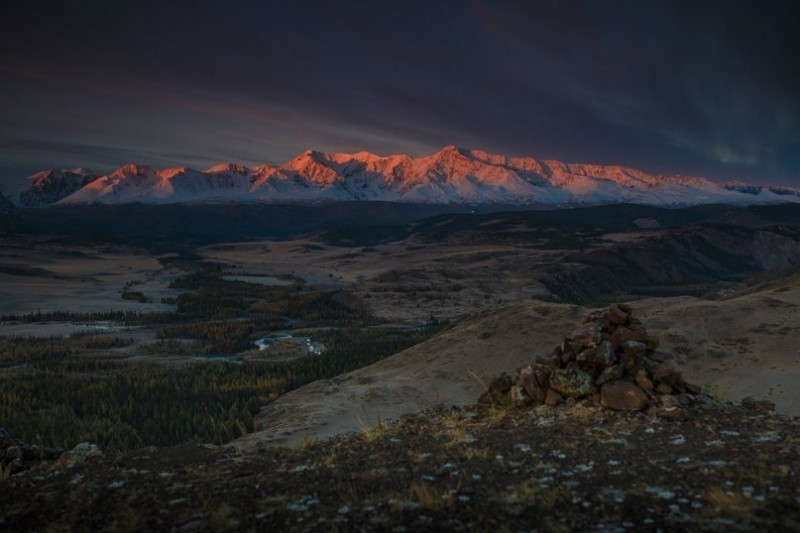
[15,146,800,207]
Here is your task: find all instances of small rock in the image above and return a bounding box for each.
[673,393,692,406]
[621,340,647,363]
[600,381,649,411]
[478,373,514,405]
[741,396,776,414]
[657,394,682,409]
[607,304,630,325]
[509,385,531,408]
[560,338,581,364]
[684,382,702,395]
[570,323,602,348]
[576,346,596,366]
[643,334,660,350]
[577,341,615,372]
[596,365,624,386]
[595,341,615,368]
[59,442,103,469]
[518,364,552,404]
[583,310,607,325]
[634,369,655,393]
[545,389,562,407]
[655,383,674,395]
[653,360,683,387]
[648,351,675,363]
[535,352,560,368]
[611,326,647,351]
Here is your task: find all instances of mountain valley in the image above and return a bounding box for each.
[1,200,799,529]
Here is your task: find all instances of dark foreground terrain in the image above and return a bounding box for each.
[2,398,799,531]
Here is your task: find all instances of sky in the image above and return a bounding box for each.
[1,0,799,194]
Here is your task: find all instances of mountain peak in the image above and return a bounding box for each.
[437,144,469,156]
[116,163,152,176]
[206,163,250,175]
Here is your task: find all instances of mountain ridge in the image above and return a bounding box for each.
[15,146,800,207]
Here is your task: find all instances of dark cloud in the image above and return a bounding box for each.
[1,0,798,190]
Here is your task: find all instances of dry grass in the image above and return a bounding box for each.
[408,481,440,510]
[703,486,764,518]
[357,418,396,443]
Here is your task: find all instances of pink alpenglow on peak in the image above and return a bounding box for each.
[22,147,797,207]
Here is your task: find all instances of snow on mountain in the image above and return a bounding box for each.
[723,181,800,199]
[19,168,100,207]
[51,146,800,207]
[62,163,256,204]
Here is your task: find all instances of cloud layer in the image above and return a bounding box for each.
[1,0,798,189]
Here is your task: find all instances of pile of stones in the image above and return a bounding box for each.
[479,303,703,417]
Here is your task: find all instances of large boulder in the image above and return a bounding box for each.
[600,381,649,411]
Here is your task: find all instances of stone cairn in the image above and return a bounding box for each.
[479,303,703,417]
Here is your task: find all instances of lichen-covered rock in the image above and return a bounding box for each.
[58,442,103,469]
[600,381,649,411]
[549,367,595,399]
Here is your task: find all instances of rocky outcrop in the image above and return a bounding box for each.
[1,428,103,477]
[0,428,63,477]
[479,304,706,416]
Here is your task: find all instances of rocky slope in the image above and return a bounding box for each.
[18,168,99,207]
[28,146,799,207]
